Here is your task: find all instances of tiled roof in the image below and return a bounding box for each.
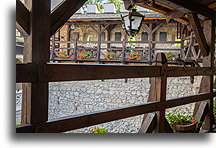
[70,12,164,20]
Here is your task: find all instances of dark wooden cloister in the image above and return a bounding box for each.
[16,0,215,133]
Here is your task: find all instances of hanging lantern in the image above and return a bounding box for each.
[121,8,144,37]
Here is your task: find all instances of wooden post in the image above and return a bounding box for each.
[148,23,153,64]
[66,24,70,48]
[194,19,215,132]
[139,53,168,133]
[73,39,78,62]
[21,1,33,125]
[21,0,51,127]
[50,35,55,61]
[122,40,126,63]
[97,24,101,62]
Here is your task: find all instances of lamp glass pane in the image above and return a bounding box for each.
[124,16,130,31]
[131,16,143,30]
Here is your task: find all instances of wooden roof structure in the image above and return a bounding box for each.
[124,0,216,24]
[16,0,215,133]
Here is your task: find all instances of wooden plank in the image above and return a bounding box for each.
[166,67,214,77]
[165,118,174,133]
[28,0,51,124]
[148,23,153,63]
[16,124,35,133]
[165,10,185,23]
[194,101,208,132]
[44,64,162,82]
[16,0,30,35]
[136,3,189,24]
[51,0,87,36]
[35,92,212,133]
[187,13,209,57]
[198,20,215,131]
[155,0,215,19]
[43,63,214,82]
[16,64,37,83]
[139,113,156,133]
[152,21,166,33]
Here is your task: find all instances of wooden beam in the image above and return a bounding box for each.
[194,102,208,132]
[139,113,156,133]
[194,19,215,132]
[25,0,51,124]
[152,20,166,33]
[44,64,162,82]
[16,124,35,133]
[167,67,214,77]
[135,3,189,24]
[187,13,208,57]
[43,63,214,82]
[16,64,37,83]
[16,0,30,35]
[165,10,185,23]
[155,0,215,19]
[35,92,212,133]
[51,0,87,36]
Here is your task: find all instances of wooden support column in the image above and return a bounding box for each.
[187,13,209,57]
[151,30,156,58]
[20,0,51,127]
[139,53,169,133]
[97,24,101,62]
[50,35,55,61]
[148,23,153,64]
[106,24,116,48]
[66,24,70,48]
[194,19,215,132]
[21,0,32,125]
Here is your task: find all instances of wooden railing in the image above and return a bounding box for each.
[50,40,182,63]
[16,53,215,133]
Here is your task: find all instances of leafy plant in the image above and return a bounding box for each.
[78,49,93,59]
[127,52,142,60]
[165,107,195,129]
[164,52,178,60]
[104,50,117,60]
[16,121,21,125]
[55,49,71,58]
[90,127,108,133]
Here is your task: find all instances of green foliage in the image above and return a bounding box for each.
[165,107,194,129]
[85,0,123,13]
[16,121,21,125]
[87,34,94,41]
[107,0,123,13]
[90,127,108,133]
[164,52,178,60]
[104,50,117,60]
[16,37,24,43]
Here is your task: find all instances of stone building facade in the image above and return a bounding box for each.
[57,16,178,50]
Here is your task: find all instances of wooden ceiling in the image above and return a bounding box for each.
[123,0,216,24]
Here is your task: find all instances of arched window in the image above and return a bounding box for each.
[159,32,167,41]
[101,32,105,41]
[141,32,148,41]
[115,32,121,41]
[71,32,79,41]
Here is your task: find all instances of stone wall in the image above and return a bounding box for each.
[58,22,177,49]
[16,75,202,133]
[47,76,201,133]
